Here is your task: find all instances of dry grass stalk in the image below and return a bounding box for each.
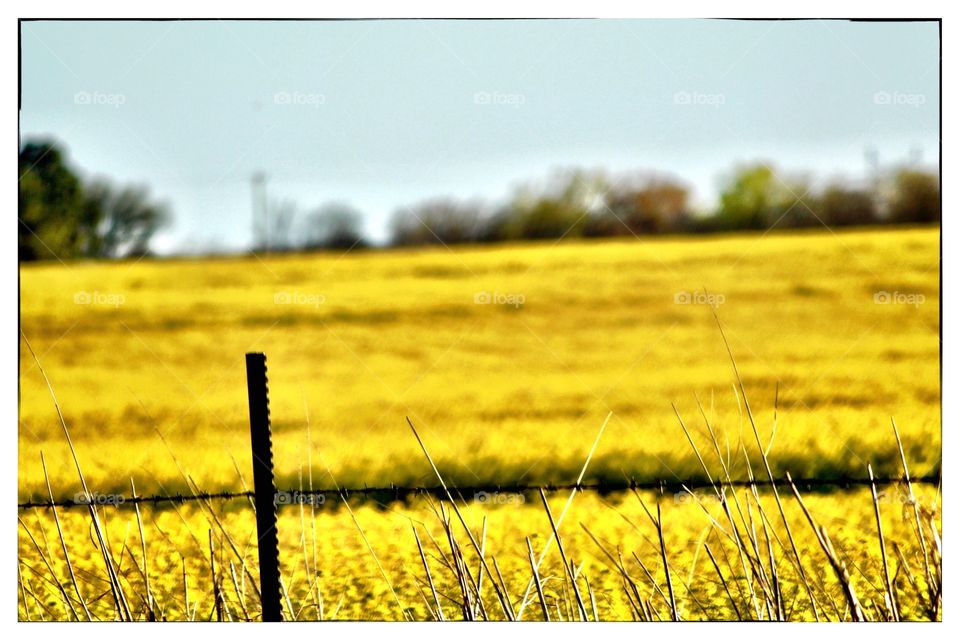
[868,464,899,621]
[891,418,939,618]
[22,333,131,620]
[711,313,820,620]
[40,452,91,620]
[525,537,550,621]
[412,525,444,620]
[786,473,866,621]
[538,488,588,620]
[407,417,516,620]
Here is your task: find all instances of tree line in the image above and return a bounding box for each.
[19,138,939,261]
[387,164,940,247]
[246,162,940,251]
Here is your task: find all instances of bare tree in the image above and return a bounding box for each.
[390,198,486,246]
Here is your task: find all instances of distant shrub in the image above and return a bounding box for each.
[888,169,940,223]
[814,185,878,227]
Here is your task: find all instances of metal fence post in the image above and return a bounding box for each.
[245,352,283,622]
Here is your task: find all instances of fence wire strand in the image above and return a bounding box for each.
[17,474,939,510]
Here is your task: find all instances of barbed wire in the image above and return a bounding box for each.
[16,474,939,510]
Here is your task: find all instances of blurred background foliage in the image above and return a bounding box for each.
[19,137,940,261]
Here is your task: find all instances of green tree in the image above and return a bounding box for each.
[19,141,88,260]
[506,170,606,240]
[717,164,807,230]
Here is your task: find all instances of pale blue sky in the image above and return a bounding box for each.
[20,19,939,252]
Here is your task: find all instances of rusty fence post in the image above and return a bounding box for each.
[245,352,283,622]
